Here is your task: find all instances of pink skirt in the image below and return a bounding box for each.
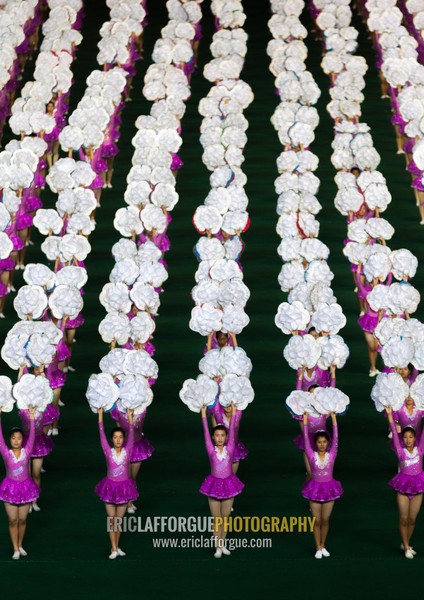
[95,477,139,505]
[130,437,154,463]
[199,473,244,500]
[30,433,54,458]
[389,471,424,499]
[233,440,248,462]
[358,313,378,334]
[43,403,60,425]
[302,478,343,502]
[0,477,40,504]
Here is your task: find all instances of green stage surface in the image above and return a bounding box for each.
[0,1,423,598]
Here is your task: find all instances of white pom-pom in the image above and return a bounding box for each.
[285,390,320,418]
[13,285,48,320]
[371,373,409,412]
[219,374,254,410]
[13,374,53,412]
[410,373,424,409]
[98,314,130,345]
[275,301,311,334]
[0,376,14,412]
[123,350,158,379]
[179,376,219,412]
[381,336,415,368]
[283,334,321,369]
[311,303,347,335]
[49,285,83,320]
[317,335,350,369]
[130,312,156,344]
[86,373,119,413]
[312,387,350,415]
[99,349,129,378]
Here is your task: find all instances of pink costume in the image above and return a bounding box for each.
[293,413,331,451]
[208,404,247,462]
[296,368,334,391]
[0,419,40,504]
[110,407,154,463]
[95,422,139,505]
[388,420,424,498]
[302,421,343,502]
[19,410,53,458]
[199,414,244,499]
[392,404,424,445]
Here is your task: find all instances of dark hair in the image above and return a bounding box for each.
[402,426,416,438]
[350,167,361,175]
[212,425,227,435]
[9,427,24,438]
[314,430,329,443]
[110,427,125,439]
[216,331,228,339]
[307,384,319,392]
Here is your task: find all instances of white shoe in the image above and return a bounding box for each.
[401,544,416,555]
[109,551,118,560]
[117,548,126,556]
[51,428,59,436]
[222,547,231,556]
[31,502,40,512]
[405,548,414,559]
[315,550,323,559]
[12,551,20,560]
[58,400,65,406]
[41,467,46,473]
[321,548,330,557]
[10,286,16,292]
[127,506,136,514]
[47,429,53,436]
[420,220,424,225]
[214,549,222,558]
[369,369,380,377]
[67,365,76,372]
[19,547,27,557]
[0,313,4,319]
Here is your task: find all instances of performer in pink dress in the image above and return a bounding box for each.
[95,407,138,559]
[386,407,424,558]
[208,403,247,474]
[109,406,154,513]
[302,412,343,559]
[200,404,244,558]
[0,407,39,559]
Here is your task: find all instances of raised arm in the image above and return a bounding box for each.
[386,407,402,459]
[125,410,135,458]
[296,367,305,390]
[226,406,239,455]
[0,411,8,460]
[23,409,36,456]
[201,406,214,455]
[98,408,110,457]
[302,413,314,462]
[330,365,336,388]
[329,413,338,460]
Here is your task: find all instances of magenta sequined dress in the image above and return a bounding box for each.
[19,410,53,458]
[302,422,343,502]
[199,416,244,500]
[293,414,331,452]
[392,403,424,447]
[110,407,154,463]
[0,419,40,504]
[388,420,424,499]
[208,405,247,462]
[95,422,139,505]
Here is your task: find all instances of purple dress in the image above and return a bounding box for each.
[0,419,40,504]
[392,404,424,445]
[302,422,343,502]
[388,420,424,499]
[199,415,244,500]
[110,407,154,463]
[208,405,247,462]
[293,414,331,451]
[95,422,139,505]
[19,410,53,458]
[296,368,333,391]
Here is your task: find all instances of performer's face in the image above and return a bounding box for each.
[213,429,227,448]
[403,431,416,450]
[112,431,125,449]
[315,436,328,453]
[10,432,23,450]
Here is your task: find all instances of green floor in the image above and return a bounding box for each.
[1,1,424,597]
